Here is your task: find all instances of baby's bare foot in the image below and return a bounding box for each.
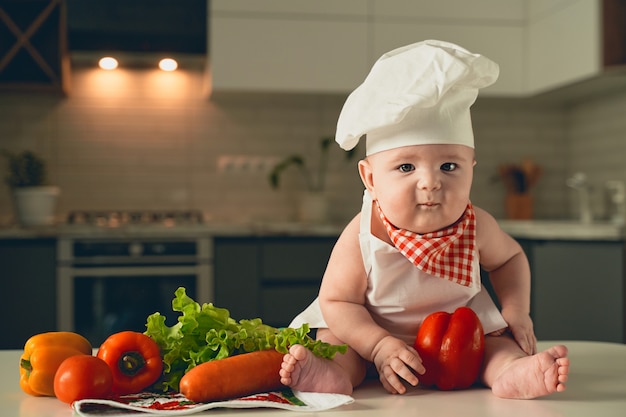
[492,345,569,399]
[279,344,353,395]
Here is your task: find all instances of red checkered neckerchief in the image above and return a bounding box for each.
[375,201,476,287]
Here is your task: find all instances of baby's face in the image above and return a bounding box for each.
[360,143,475,234]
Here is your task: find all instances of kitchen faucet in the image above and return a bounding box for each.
[566,172,592,224]
[605,180,625,225]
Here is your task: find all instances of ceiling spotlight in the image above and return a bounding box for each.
[158,58,178,71]
[98,57,118,70]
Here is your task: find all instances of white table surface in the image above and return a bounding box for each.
[2,341,625,417]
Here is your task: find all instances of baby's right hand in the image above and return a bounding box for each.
[370,335,425,394]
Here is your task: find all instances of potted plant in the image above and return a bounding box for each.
[268,136,358,222]
[2,150,60,226]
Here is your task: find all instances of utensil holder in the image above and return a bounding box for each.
[505,193,533,220]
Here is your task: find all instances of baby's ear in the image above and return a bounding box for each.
[358,159,376,197]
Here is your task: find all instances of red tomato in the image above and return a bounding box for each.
[54,355,113,404]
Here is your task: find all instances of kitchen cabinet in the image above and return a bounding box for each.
[371,0,526,96]
[213,236,336,327]
[603,0,626,67]
[519,239,625,343]
[527,0,626,95]
[210,0,369,93]
[527,0,601,94]
[210,0,626,99]
[210,0,525,95]
[0,0,69,94]
[0,238,57,349]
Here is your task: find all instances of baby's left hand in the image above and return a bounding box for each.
[500,308,537,355]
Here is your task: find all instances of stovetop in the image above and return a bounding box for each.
[66,210,204,228]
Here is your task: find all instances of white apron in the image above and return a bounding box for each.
[290,190,507,344]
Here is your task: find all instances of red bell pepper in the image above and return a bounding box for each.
[97,331,163,395]
[413,306,484,390]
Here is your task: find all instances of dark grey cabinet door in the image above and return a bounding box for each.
[0,239,57,349]
[213,236,336,327]
[530,241,624,343]
[213,238,260,321]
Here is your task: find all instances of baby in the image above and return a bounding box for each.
[279,40,569,400]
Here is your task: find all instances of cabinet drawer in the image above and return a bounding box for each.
[261,237,336,282]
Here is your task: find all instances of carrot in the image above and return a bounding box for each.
[179,349,285,402]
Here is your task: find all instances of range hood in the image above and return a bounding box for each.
[66,0,207,55]
[0,0,207,94]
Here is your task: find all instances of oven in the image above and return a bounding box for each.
[56,234,213,346]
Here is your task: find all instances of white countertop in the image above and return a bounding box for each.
[497,219,625,241]
[0,221,345,240]
[2,341,625,417]
[2,219,625,241]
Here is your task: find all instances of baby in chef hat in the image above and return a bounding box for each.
[280,40,569,399]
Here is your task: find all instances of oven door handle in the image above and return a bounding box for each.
[66,265,202,277]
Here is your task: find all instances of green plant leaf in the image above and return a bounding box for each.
[2,150,47,187]
[266,135,360,191]
[268,155,306,189]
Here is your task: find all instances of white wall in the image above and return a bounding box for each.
[0,66,586,226]
[0,67,363,225]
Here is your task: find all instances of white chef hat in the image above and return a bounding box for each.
[336,40,499,155]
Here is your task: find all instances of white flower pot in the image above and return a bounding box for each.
[13,186,60,226]
[298,192,328,223]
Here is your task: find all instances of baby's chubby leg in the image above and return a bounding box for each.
[279,328,366,395]
[482,335,569,399]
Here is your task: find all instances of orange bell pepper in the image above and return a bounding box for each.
[413,307,485,390]
[19,332,92,396]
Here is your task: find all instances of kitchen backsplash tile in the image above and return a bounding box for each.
[1,68,625,226]
[567,91,626,221]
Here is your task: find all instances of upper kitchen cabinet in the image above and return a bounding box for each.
[210,0,626,98]
[603,0,626,68]
[371,0,526,96]
[527,0,600,94]
[527,0,626,96]
[0,0,69,94]
[210,0,369,94]
[210,0,525,96]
